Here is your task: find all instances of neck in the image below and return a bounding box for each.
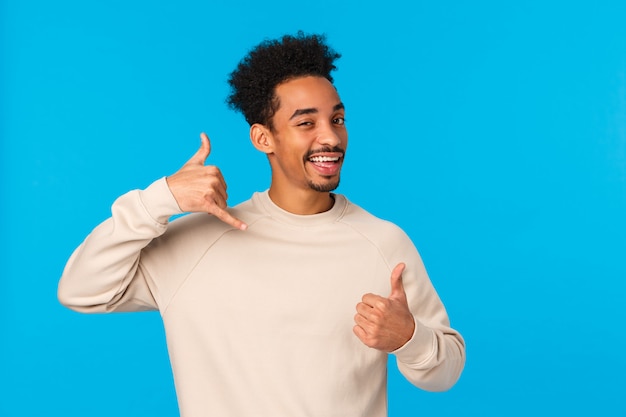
[268,186,335,215]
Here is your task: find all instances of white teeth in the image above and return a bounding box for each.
[309,156,339,162]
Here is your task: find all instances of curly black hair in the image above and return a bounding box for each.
[226,32,341,128]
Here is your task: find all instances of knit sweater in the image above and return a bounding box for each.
[58,177,465,417]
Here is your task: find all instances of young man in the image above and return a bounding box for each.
[58,33,465,416]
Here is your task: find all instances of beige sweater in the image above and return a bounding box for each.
[58,178,465,417]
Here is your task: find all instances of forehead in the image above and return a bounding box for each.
[274,76,342,113]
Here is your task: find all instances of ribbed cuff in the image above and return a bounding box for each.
[139,177,184,224]
[391,319,437,366]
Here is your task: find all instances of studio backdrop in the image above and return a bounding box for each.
[2,1,625,416]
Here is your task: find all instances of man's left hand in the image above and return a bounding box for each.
[353,263,416,352]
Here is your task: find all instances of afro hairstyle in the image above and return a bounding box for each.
[226,32,341,128]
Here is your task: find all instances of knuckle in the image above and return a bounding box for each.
[206,165,220,175]
[370,309,384,321]
[376,300,390,311]
[203,196,217,208]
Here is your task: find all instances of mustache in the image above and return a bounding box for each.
[304,146,346,159]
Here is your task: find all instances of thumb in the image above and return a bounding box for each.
[187,132,212,166]
[389,263,407,301]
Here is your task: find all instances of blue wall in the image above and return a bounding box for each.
[2,1,625,415]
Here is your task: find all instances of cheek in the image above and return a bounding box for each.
[275,145,307,171]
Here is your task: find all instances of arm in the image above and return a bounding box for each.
[57,178,181,312]
[390,259,466,392]
[58,133,247,313]
[354,237,465,391]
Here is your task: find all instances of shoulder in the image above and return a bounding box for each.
[338,196,415,253]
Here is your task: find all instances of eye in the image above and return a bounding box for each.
[333,117,345,126]
[297,121,314,127]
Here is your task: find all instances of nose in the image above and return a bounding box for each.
[317,122,344,148]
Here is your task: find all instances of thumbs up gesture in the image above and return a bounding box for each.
[353,263,416,352]
[166,133,247,231]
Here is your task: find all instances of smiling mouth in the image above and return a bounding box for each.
[309,155,341,163]
[306,152,344,176]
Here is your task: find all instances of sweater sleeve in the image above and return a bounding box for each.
[57,177,183,313]
[388,231,466,392]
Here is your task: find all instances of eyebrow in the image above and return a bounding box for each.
[289,102,345,120]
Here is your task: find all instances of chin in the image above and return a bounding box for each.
[308,178,340,192]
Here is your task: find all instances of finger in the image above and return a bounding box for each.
[355,304,383,326]
[389,262,407,300]
[355,302,373,318]
[361,293,384,308]
[206,186,228,211]
[202,168,228,206]
[187,132,212,166]
[353,324,364,337]
[353,324,369,343]
[210,165,228,195]
[353,324,378,349]
[353,315,373,334]
[211,206,248,231]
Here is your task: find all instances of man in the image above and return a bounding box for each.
[58,33,465,416]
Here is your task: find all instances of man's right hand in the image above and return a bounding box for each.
[166,133,247,231]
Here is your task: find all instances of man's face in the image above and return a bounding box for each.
[267,76,348,194]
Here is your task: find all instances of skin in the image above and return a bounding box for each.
[354,262,416,352]
[249,76,347,215]
[166,132,247,231]
[166,75,414,352]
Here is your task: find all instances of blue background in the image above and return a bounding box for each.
[2,1,625,416]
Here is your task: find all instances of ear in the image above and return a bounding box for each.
[250,123,274,154]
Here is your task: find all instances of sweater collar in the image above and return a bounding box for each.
[253,190,348,227]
